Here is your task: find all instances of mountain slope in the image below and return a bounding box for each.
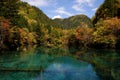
[18,2,60,31]
[93,0,120,24]
[0,1,63,50]
[54,15,93,29]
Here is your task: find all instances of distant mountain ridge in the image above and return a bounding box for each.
[54,15,93,29]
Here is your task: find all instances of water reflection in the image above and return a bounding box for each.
[35,56,99,80]
[0,47,99,80]
[77,49,120,80]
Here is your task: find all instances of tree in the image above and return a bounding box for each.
[0,0,20,25]
[76,26,93,48]
[0,17,11,49]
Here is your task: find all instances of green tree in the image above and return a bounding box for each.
[0,0,20,25]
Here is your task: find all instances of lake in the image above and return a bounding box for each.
[0,47,119,80]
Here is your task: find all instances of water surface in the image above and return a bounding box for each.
[0,48,100,80]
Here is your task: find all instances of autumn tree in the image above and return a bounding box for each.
[68,23,93,49]
[0,17,11,49]
[93,17,120,48]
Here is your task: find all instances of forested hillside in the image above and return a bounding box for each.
[18,2,60,30]
[92,0,120,24]
[0,0,120,50]
[0,0,63,50]
[54,15,93,29]
[66,0,120,49]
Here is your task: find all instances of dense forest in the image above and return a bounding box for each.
[0,0,120,50]
[54,14,93,29]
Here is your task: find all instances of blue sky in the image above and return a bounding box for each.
[21,0,104,19]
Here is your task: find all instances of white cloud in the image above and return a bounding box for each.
[72,0,95,12]
[75,0,95,7]
[21,0,55,7]
[92,7,97,11]
[87,0,95,7]
[52,15,62,19]
[72,5,85,12]
[55,7,72,16]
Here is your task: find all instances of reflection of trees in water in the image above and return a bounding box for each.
[78,49,120,80]
[0,46,119,80]
[0,71,41,80]
[19,45,37,52]
[113,49,120,80]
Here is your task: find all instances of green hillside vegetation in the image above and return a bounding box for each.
[18,2,60,30]
[92,0,120,24]
[0,0,120,50]
[54,14,93,29]
[18,1,63,46]
[90,0,120,49]
[67,0,120,49]
[0,1,63,50]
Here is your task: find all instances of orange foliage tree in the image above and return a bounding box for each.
[0,17,11,49]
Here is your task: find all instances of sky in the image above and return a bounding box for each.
[21,0,104,19]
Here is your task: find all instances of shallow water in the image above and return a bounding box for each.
[0,48,100,80]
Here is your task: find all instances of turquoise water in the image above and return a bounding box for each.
[0,48,100,80]
[78,49,120,80]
